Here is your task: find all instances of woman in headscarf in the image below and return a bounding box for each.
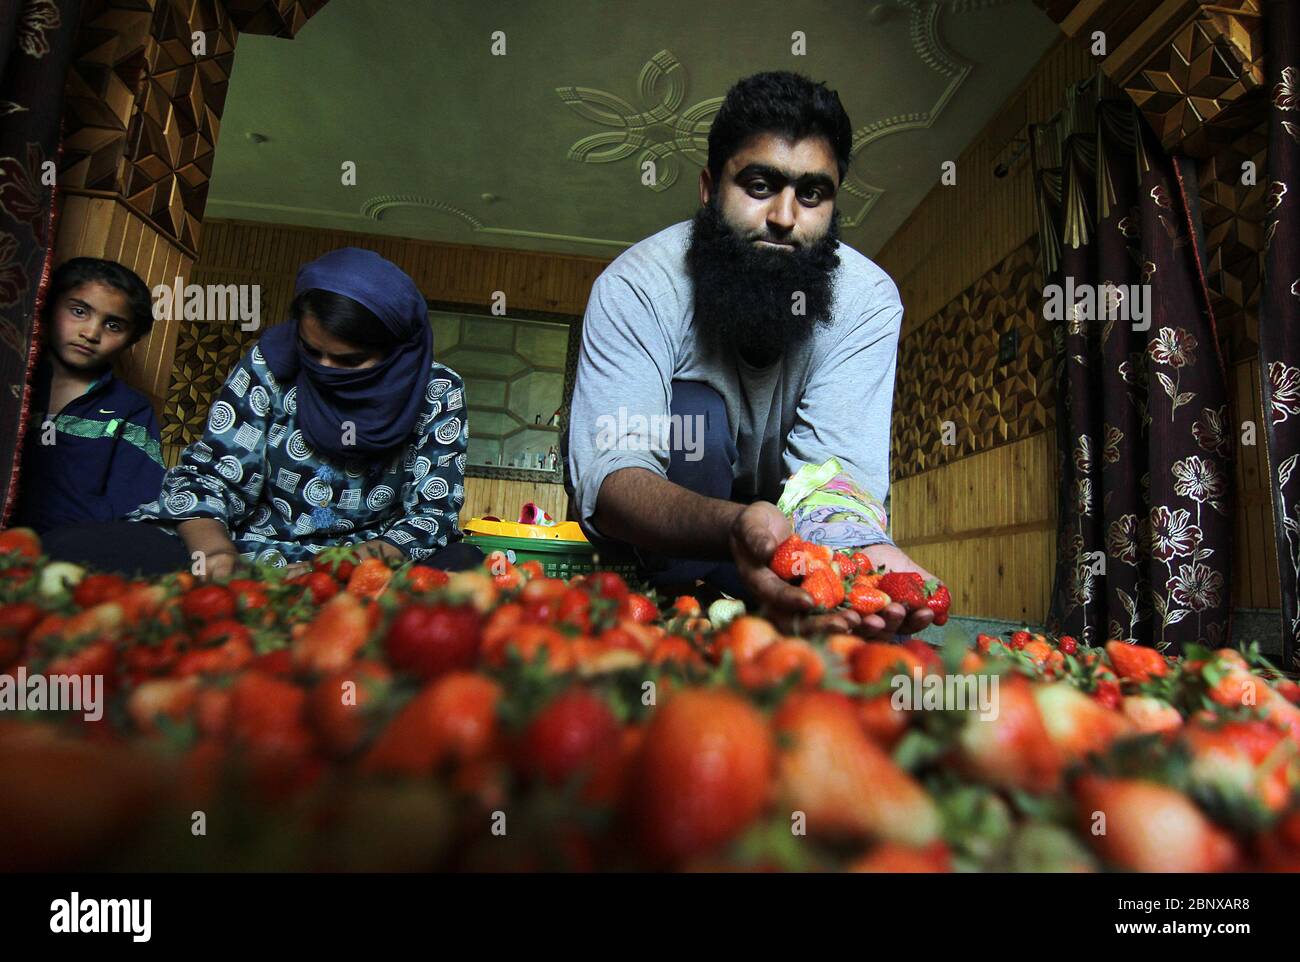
[43,247,480,578]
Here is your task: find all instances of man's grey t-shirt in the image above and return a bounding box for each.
[567,219,902,548]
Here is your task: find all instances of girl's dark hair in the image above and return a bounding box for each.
[44,257,155,343]
[707,71,853,185]
[290,289,400,351]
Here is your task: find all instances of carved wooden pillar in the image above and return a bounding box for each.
[53,0,328,417]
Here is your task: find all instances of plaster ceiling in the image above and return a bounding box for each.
[205,0,1061,259]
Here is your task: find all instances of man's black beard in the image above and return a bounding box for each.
[686,199,840,367]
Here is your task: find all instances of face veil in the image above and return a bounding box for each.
[258,247,433,462]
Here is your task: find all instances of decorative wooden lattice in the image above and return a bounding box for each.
[1197,120,1268,362]
[60,1,328,258]
[1123,0,1266,158]
[160,315,263,455]
[891,239,1054,483]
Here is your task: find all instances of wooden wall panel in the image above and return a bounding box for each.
[192,219,609,317]
[1228,357,1280,610]
[461,477,569,529]
[892,433,1057,623]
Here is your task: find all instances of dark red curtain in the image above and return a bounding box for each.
[1260,0,1300,667]
[0,0,81,525]
[1034,78,1234,656]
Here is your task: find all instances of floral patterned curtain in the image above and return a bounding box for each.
[0,0,82,525]
[1260,0,1300,667]
[1033,75,1234,656]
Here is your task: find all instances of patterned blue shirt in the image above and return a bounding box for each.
[128,342,468,566]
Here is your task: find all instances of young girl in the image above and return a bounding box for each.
[45,247,479,577]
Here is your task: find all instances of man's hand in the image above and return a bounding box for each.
[729,502,866,635]
[854,543,938,639]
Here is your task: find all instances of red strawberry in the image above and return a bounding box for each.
[0,527,40,559]
[193,618,253,650]
[558,588,592,633]
[922,580,950,625]
[126,677,200,734]
[1092,679,1122,711]
[1104,640,1168,683]
[1031,681,1133,764]
[1182,719,1299,812]
[1073,775,1239,872]
[619,592,659,624]
[626,689,774,864]
[672,596,702,617]
[180,585,235,625]
[46,640,118,687]
[228,671,307,746]
[171,635,253,677]
[1121,695,1183,734]
[586,571,630,601]
[122,632,186,682]
[876,571,926,611]
[363,671,501,775]
[802,566,845,610]
[518,688,621,786]
[711,615,780,664]
[249,648,294,676]
[847,841,952,873]
[0,602,42,669]
[774,691,940,845]
[228,578,269,614]
[405,565,449,594]
[955,677,1062,793]
[1057,635,1079,655]
[833,551,861,579]
[346,557,393,600]
[768,535,830,582]
[858,693,911,750]
[307,661,391,758]
[743,638,825,690]
[848,578,890,616]
[485,551,523,590]
[72,574,128,609]
[291,592,371,674]
[1009,630,1031,650]
[383,603,483,680]
[311,556,355,582]
[849,642,927,685]
[295,571,339,605]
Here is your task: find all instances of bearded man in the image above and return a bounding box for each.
[566,71,939,638]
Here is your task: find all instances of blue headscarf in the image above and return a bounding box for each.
[258,248,433,461]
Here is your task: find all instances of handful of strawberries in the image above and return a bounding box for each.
[768,534,951,625]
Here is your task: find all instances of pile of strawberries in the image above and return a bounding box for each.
[769,534,950,624]
[0,526,1298,872]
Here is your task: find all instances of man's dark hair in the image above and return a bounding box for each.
[44,257,155,344]
[707,71,853,185]
[291,288,400,352]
